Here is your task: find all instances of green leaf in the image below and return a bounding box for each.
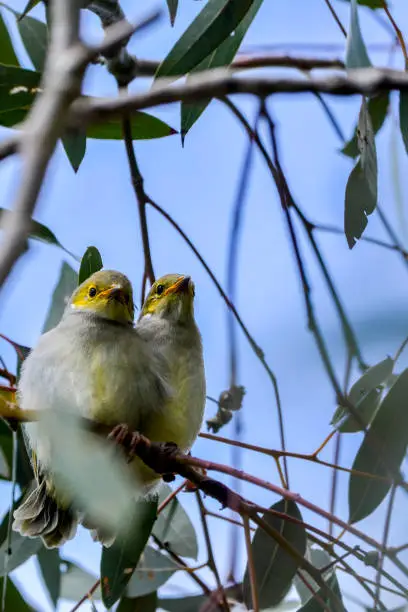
[0,64,40,127]
[60,560,101,600]
[152,484,198,559]
[344,159,376,249]
[331,357,394,432]
[0,11,19,66]
[345,0,372,69]
[0,577,35,611]
[118,592,157,612]
[295,547,344,611]
[342,93,389,158]
[62,130,87,173]
[243,499,307,610]
[78,246,103,285]
[19,0,42,20]
[42,262,78,333]
[159,594,208,611]
[349,368,408,523]
[86,111,177,140]
[166,0,178,26]
[17,15,47,71]
[181,0,263,140]
[0,446,8,479]
[399,91,408,156]
[357,98,377,203]
[126,546,179,598]
[0,208,75,258]
[101,498,158,609]
[339,0,382,8]
[156,0,256,79]
[37,547,61,608]
[0,526,42,575]
[38,410,137,536]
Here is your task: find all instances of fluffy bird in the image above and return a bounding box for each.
[13,270,205,548]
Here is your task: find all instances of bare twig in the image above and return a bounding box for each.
[243,514,259,612]
[323,0,347,37]
[375,484,397,607]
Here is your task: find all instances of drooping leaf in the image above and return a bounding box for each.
[0,11,19,66]
[118,591,158,612]
[342,93,389,158]
[331,357,394,432]
[62,130,87,173]
[243,499,307,610]
[0,577,35,611]
[399,91,408,156]
[0,208,75,258]
[345,0,372,69]
[339,0,382,8]
[159,594,208,612]
[344,159,376,249]
[297,572,344,612]
[295,546,344,611]
[42,262,78,333]
[126,546,179,598]
[86,111,177,140]
[0,64,40,127]
[152,484,198,559]
[349,368,408,523]
[166,0,178,26]
[17,14,47,71]
[38,410,137,536]
[19,0,42,20]
[100,498,158,608]
[37,547,61,608]
[357,98,377,202]
[60,560,101,600]
[156,0,255,79]
[0,526,42,575]
[78,246,103,285]
[181,0,263,140]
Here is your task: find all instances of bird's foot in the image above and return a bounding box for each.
[108,424,141,463]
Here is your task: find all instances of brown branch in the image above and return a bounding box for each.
[381,1,408,66]
[323,0,347,37]
[72,67,408,129]
[243,514,259,612]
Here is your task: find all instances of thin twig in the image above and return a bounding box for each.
[375,484,397,607]
[323,0,347,37]
[243,514,259,612]
[381,1,408,66]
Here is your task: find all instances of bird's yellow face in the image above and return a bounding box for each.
[70,270,134,325]
[140,274,195,323]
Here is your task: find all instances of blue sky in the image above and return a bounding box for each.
[0,0,408,610]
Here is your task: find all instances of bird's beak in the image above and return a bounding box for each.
[100,285,126,303]
[164,276,191,296]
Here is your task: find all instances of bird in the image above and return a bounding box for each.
[13,270,205,548]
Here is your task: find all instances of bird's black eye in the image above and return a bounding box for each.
[89,286,97,298]
[156,284,164,296]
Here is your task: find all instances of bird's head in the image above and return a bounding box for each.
[139,274,195,324]
[69,270,134,325]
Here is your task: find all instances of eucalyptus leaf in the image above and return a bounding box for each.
[0,527,42,576]
[19,0,42,20]
[399,91,408,156]
[152,484,198,559]
[118,592,157,612]
[345,0,372,69]
[62,130,87,173]
[349,368,408,523]
[101,497,158,608]
[295,546,344,611]
[342,93,389,158]
[156,0,255,79]
[166,0,178,26]
[243,499,307,610]
[42,262,78,333]
[78,246,103,285]
[344,159,376,249]
[339,0,382,7]
[37,547,61,608]
[126,546,179,598]
[60,560,101,600]
[0,447,8,479]
[159,594,208,611]
[331,357,394,432]
[0,11,19,66]
[0,64,40,128]
[357,98,377,202]
[181,0,263,140]
[0,577,35,611]
[17,14,47,71]
[86,111,177,140]
[38,410,137,535]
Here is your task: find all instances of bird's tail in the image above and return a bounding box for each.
[12,479,78,549]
